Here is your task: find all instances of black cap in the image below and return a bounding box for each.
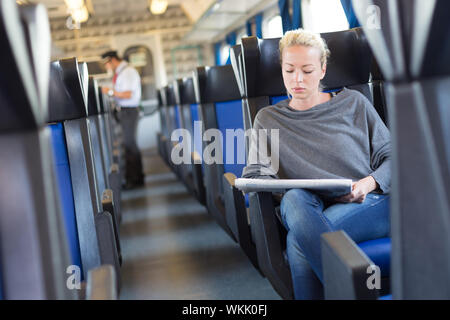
[101,50,119,60]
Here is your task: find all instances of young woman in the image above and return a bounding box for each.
[242,29,391,299]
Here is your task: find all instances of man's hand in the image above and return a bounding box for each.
[101,87,110,94]
[335,176,378,203]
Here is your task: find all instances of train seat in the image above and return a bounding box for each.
[322,0,450,299]
[87,76,123,261]
[0,0,75,299]
[49,122,84,278]
[161,84,180,175]
[193,65,261,255]
[1,0,117,299]
[48,58,120,287]
[173,77,206,205]
[156,88,170,165]
[239,27,391,299]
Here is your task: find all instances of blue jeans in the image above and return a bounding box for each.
[280,189,390,300]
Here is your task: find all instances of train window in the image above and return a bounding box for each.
[236,28,248,45]
[302,0,349,33]
[220,43,231,65]
[263,15,283,39]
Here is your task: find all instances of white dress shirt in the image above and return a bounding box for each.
[113,61,142,107]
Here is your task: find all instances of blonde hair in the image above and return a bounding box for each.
[279,28,330,67]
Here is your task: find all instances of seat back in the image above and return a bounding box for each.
[157,88,170,138]
[49,122,83,278]
[87,77,108,196]
[0,0,74,299]
[193,65,242,237]
[354,0,450,299]
[173,77,195,176]
[173,76,207,204]
[164,84,178,136]
[95,85,113,173]
[165,83,186,178]
[48,58,102,278]
[97,87,115,165]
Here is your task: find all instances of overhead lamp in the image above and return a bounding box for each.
[212,3,221,12]
[150,0,168,15]
[71,5,89,23]
[64,0,84,10]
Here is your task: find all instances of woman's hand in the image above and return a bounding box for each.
[335,176,378,203]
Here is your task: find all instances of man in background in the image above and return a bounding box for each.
[102,50,144,189]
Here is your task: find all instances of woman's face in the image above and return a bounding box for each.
[281,45,326,100]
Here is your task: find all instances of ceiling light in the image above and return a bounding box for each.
[71,5,89,23]
[150,0,168,15]
[64,0,84,10]
[212,3,221,12]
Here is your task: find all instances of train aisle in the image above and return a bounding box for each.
[119,149,281,299]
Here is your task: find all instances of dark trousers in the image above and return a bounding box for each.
[119,107,144,185]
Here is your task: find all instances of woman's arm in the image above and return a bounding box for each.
[336,95,390,203]
[241,112,279,179]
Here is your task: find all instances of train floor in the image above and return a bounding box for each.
[118,148,281,299]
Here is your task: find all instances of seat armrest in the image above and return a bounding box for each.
[109,163,119,174]
[249,191,293,299]
[190,151,206,205]
[223,173,259,271]
[86,265,118,300]
[321,230,380,300]
[107,166,122,224]
[224,172,237,186]
[101,189,122,265]
[102,189,118,226]
[192,151,202,164]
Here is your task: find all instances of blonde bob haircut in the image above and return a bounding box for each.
[279,28,331,67]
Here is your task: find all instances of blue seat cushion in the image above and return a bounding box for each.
[49,123,84,279]
[270,95,288,105]
[358,237,391,277]
[215,100,246,178]
[379,294,392,300]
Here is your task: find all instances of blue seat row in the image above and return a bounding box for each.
[0,0,122,299]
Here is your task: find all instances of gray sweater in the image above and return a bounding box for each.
[242,88,391,194]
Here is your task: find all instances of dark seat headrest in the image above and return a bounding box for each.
[174,77,196,105]
[97,86,106,114]
[77,61,89,109]
[230,44,244,97]
[157,88,165,107]
[0,0,42,132]
[354,0,450,81]
[194,65,241,104]
[48,58,88,122]
[88,77,101,116]
[417,1,450,79]
[164,84,176,106]
[19,4,51,118]
[242,27,373,98]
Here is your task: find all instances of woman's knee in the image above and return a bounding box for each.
[281,189,322,229]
